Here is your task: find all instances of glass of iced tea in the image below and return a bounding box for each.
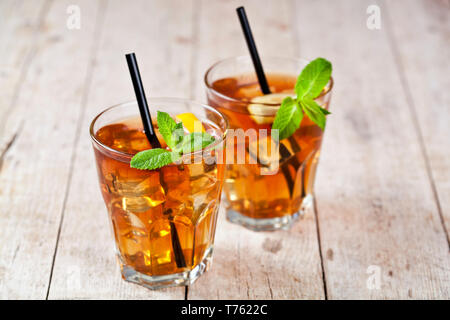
[205,56,333,231]
[89,98,227,289]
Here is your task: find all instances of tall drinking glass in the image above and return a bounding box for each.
[90,99,227,289]
[205,56,333,231]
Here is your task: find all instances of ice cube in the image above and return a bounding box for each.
[190,174,217,194]
[192,194,208,221]
[122,229,147,240]
[112,200,146,228]
[188,163,205,179]
[148,218,173,265]
[160,165,190,186]
[122,194,164,212]
[114,173,166,211]
[235,83,262,101]
[160,165,191,206]
[192,198,217,225]
[190,173,220,223]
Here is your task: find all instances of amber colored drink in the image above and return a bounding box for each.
[205,57,332,230]
[90,100,227,289]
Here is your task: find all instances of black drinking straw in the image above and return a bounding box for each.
[126,53,161,148]
[236,7,302,197]
[236,6,271,94]
[125,53,186,269]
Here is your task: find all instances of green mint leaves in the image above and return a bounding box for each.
[301,99,326,130]
[130,111,215,170]
[156,111,184,149]
[177,132,216,154]
[272,58,332,140]
[271,97,303,140]
[130,148,177,170]
[295,58,332,100]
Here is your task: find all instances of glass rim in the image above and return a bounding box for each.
[89,98,228,160]
[204,55,334,109]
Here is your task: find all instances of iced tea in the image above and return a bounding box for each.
[205,57,332,230]
[90,100,227,289]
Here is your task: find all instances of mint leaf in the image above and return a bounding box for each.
[171,122,185,146]
[272,97,303,140]
[272,57,332,139]
[131,111,217,170]
[175,132,215,154]
[130,148,176,170]
[157,111,178,148]
[301,99,326,130]
[295,58,332,100]
[319,106,331,115]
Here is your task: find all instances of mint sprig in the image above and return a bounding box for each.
[271,96,303,140]
[295,58,332,100]
[156,111,184,148]
[130,148,178,170]
[301,98,326,130]
[175,132,216,154]
[130,112,215,170]
[272,58,332,140]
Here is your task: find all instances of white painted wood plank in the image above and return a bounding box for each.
[189,0,325,299]
[0,0,47,156]
[47,0,194,299]
[0,0,100,299]
[386,0,450,240]
[294,0,450,299]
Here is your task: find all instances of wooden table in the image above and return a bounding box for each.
[0,0,449,300]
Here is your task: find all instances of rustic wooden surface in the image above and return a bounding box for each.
[0,0,448,300]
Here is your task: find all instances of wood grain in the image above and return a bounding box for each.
[0,0,47,162]
[294,0,450,299]
[0,0,448,300]
[0,0,98,299]
[188,0,325,300]
[47,0,194,299]
[386,0,450,242]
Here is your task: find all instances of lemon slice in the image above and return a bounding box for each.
[247,93,295,124]
[175,112,205,133]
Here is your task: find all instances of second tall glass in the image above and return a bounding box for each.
[205,56,333,231]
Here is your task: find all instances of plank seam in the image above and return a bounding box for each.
[384,1,450,249]
[265,271,274,299]
[45,0,108,300]
[313,196,328,300]
[292,0,328,300]
[291,0,300,57]
[189,0,200,101]
[186,0,200,299]
[0,123,22,175]
[0,0,53,140]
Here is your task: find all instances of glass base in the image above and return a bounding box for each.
[120,247,213,290]
[226,194,315,231]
